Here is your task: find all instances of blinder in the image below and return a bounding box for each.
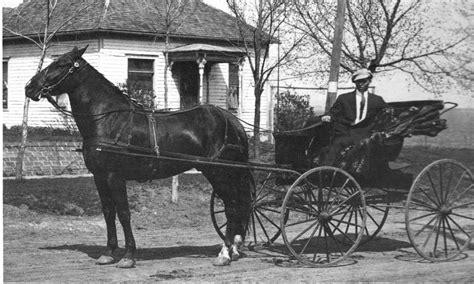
[28,59,84,101]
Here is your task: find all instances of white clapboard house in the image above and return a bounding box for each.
[2,0,274,135]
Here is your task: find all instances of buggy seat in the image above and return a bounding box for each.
[274,100,454,187]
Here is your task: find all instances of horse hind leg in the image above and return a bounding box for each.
[205,169,253,265]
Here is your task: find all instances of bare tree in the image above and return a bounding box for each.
[226,0,304,159]
[3,0,93,179]
[292,0,472,93]
[137,0,196,109]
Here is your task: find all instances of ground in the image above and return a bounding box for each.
[3,146,474,282]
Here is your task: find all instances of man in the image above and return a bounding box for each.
[320,68,388,166]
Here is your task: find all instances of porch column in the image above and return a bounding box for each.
[238,58,245,117]
[197,57,207,104]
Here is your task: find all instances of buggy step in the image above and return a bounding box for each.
[388,161,411,170]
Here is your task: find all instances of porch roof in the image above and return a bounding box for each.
[167,44,246,63]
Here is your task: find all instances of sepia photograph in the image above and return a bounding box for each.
[2,0,473,281]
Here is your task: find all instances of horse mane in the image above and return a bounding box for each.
[79,57,145,111]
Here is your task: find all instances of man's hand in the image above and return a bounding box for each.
[321,115,331,123]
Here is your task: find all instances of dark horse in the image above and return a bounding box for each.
[25,46,253,268]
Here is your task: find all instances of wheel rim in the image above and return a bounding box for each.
[210,172,290,246]
[406,159,474,262]
[281,166,366,267]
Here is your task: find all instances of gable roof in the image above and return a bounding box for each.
[3,0,251,42]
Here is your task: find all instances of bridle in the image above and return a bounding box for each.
[31,58,134,118]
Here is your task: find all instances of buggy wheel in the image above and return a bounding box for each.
[281,166,366,267]
[360,196,390,245]
[210,172,290,247]
[406,159,474,262]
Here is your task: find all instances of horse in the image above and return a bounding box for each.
[25,46,253,268]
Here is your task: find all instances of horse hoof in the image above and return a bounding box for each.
[96,255,115,265]
[234,235,243,248]
[213,256,231,266]
[116,258,136,268]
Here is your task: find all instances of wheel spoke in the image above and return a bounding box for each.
[330,207,352,234]
[447,184,474,206]
[410,197,438,211]
[409,211,438,223]
[414,185,440,209]
[450,212,474,221]
[442,217,448,258]
[312,225,324,262]
[296,222,320,254]
[286,203,316,216]
[421,216,441,250]
[427,171,442,206]
[450,200,474,210]
[255,208,280,230]
[324,226,330,262]
[329,220,357,245]
[343,208,355,240]
[433,216,443,256]
[214,209,225,214]
[218,222,226,231]
[285,217,319,228]
[445,216,461,251]
[326,222,346,254]
[446,215,471,237]
[257,206,281,214]
[251,208,257,244]
[443,163,454,203]
[445,172,469,202]
[290,220,319,245]
[330,217,365,229]
[254,210,271,243]
[438,164,445,204]
[292,190,319,214]
[329,191,360,215]
[413,214,438,237]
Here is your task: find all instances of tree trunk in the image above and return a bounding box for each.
[164,35,170,109]
[16,48,47,180]
[253,87,262,160]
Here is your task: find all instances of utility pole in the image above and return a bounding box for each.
[325,0,346,112]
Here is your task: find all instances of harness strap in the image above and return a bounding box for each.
[112,101,136,145]
[147,112,160,156]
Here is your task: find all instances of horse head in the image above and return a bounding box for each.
[25,45,88,101]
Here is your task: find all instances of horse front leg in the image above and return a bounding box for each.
[94,173,118,265]
[106,172,137,268]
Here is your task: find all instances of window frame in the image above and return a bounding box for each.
[3,58,9,110]
[127,57,155,91]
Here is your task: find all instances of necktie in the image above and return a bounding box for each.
[359,94,366,120]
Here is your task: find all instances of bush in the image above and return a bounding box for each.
[118,80,156,109]
[274,90,316,132]
[3,124,81,142]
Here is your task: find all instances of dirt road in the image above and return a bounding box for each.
[3,204,474,282]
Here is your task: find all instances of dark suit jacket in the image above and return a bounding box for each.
[327,91,388,137]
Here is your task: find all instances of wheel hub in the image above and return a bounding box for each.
[318,212,332,222]
[439,205,452,216]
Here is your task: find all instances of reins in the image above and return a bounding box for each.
[39,59,137,119]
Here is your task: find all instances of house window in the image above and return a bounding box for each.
[127,58,154,107]
[128,58,154,91]
[227,63,239,111]
[3,60,8,109]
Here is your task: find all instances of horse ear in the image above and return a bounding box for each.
[76,45,88,58]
